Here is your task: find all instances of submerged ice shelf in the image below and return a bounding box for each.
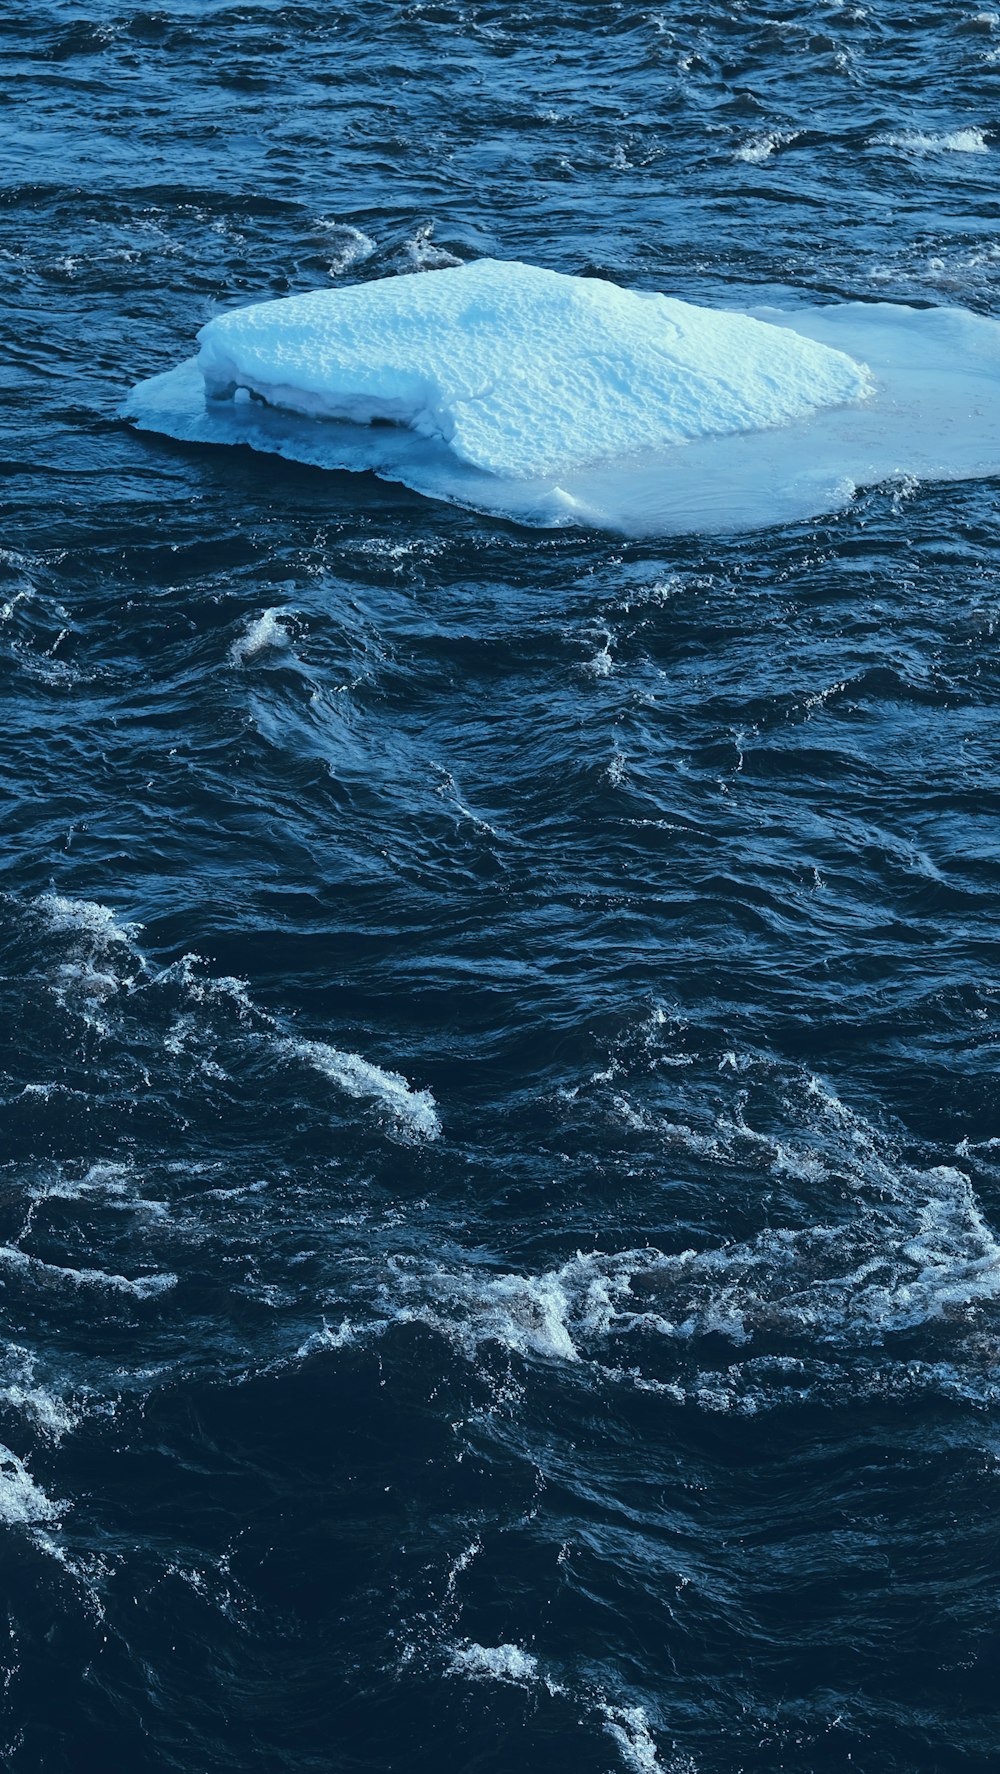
[125,258,1000,536]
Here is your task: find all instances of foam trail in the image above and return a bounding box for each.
[601,1705,669,1774]
[228,608,291,666]
[315,220,376,276]
[0,1350,77,1440]
[875,127,989,153]
[380,1142,1000,1381]
[35,894,140,947]
[448,1643,539,1684]
[734,130,797,163]
[29,1160,134,1204]
[33,893,144,1033]
[0,1243,177,1298]
[0,1445,61,1526]
[283,1038,441,1140]
[385,1251,627,1361]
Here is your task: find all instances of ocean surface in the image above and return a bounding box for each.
[3,4,1000,1770]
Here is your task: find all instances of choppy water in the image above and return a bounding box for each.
[3,4,1000,1771]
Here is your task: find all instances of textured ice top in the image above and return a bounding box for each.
[194,258,871,479]
[128,269,1000,537]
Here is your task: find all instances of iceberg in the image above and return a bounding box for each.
[125,258,1000,536]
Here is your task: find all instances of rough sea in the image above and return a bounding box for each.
[4,4,1000,1770]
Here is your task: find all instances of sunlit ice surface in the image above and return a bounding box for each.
[126,258,1000,536]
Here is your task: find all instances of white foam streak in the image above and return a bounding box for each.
[444,1642,678,1774]
[284,1038,441,1140]
[295,1319,362,1360]
[618,1166,1000,1347]
[228,607,291,665]
[0,1350,77,1441]
[405,223,462,271]
[30,1161,133,1204]
[448,1642,539,1684]
[876,126,989,153]
[314,219,376,276]
[34,893,144,1033]
[0,1445,61,1526]
[36,893,140,949]
[734,130,797,163]
[169,953,257,1017]
[156,954,443,1142]
[380,1080,1000,1393]
[0,1243,176,1299]
[387,1252,632,1362]
[601,1705,670,1774]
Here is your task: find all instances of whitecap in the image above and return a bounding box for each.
[876,126,989,153]
[314,219,376,276]
[33,893,144,1033]
[228,607,292,666]
[29,1160,133,1204]
[35,893,140,949]
[0,1244,176,1299]
[385,1250,630,1363]
[0,1349,78,1441]
[601,1704,670,1774]
[733,130,797,163]
[404,222,462,271]
[283,1037,441,1140]
[0,1444,61,1527]
[167,952,257,1017]
[294,1319,362,1360]
[380,1123,1000,1396]
[448,1642,539,1684]
[2,1385,77,1441]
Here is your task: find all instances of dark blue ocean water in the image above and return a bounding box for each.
[3,4,1000,1770]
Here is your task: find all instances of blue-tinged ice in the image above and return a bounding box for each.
[192,258,870,477]
[125,258,1000,536]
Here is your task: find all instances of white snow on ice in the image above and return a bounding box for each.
[190,258,869,478]
[125,258,1000,537]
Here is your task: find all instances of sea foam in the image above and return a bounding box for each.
[283,1037,442,1141]
[448,1643,539,1684]
[0,1444,61,1527]
[125,258,1000,536]
[227,607,291,666]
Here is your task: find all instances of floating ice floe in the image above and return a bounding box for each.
[126,257,1000,536]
